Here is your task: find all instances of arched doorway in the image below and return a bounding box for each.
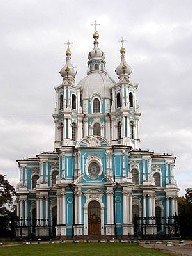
[88,201,101,237]
[32,208,36,238]
[155,206,162,232]
[132,204,139,236]
[52,206,57,238]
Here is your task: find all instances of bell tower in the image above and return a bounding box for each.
[111,39,141,149]
[53,42,82,149]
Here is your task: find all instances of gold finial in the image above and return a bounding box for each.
[120,47,126,54]
[119,37,126,53]
[66,49,71,56]
[122,63,127,69]
[65,66,70,72]
[91,20,100,40]
[64,40,72,56]
[93,31,99,39]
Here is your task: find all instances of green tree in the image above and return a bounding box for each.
[178,191,192,238]
[0,174,16,238]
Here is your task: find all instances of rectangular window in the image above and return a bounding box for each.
[66,119,68,139]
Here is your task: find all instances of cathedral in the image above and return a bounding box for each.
[16,26,179,240]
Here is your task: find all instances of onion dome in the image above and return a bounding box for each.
[59,44,76,80]
[78,72,115,99]
[115,46,132,78]
[87,31,106,74]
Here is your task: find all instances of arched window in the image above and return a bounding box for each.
[32,175,39,189]
[118,121,121,140]
[95,64,99,70]
[132,169,139,185]
[129,92,134,107]
[72,94,76,110]
[61,123,63,141]
[130,121,134,139]
[117,92,121,108]
[60,94,63,110]
[93,98,100,113]
[93,123,101,136]
[153,172,161,186]
[80,93,82,107]
[72,122,76,141]
[52,170,59,186]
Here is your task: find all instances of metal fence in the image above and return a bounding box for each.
[4,215,187,240]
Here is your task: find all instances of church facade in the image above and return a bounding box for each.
[16,28,179,239]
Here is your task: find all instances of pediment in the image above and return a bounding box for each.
[77,135,109,148]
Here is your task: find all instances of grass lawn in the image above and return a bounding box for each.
[0,242,174,256]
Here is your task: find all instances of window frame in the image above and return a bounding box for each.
[116,92,121,108]
[93,98,100,113]
[93,122,101,136]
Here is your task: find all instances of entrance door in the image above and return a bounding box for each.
[88,201,101,236]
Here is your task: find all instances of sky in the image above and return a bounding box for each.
[0,0,192,195]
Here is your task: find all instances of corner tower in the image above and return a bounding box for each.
[111,41,141,149]
[53,42,82,149]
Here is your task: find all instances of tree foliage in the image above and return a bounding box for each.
[0,174,16,238]
[0,174,15,212]
[177,189,192,238]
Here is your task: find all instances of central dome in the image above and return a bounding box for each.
[78,72,115,99]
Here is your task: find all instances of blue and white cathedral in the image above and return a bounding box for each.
[16,28,179,239]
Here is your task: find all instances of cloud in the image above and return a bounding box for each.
[0,0,192,195]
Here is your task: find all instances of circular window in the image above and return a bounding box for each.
[88,162,100,179]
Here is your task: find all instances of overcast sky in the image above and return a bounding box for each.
[0,0,192,195]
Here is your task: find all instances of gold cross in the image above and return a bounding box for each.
[120,37,127,48]
[91,20,100,32]
[64,40,72,48]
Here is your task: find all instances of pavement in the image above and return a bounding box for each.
[140,240,192,256]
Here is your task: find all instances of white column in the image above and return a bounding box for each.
[129,193,132,224]
[57,195,60,225]
[62,192,66,225]
[17,200,19,217]
[123,191,128,224]
[152,196,155,224]
[110,192,114,224]
[54,119,59,142]
[143,195,146,217]
[142,160,145,181]
[20,168,22,182]
[84,206,88,235]
[106,190,111,224]
[39,198,43,226]
[166,197,169,223]
[111,118,114,141]
[63,87,66,109]
[19,200,23,220]
[45,198,48,225]
[166,163,169,184]
[63,119,66,139]
[77,118,82,142]
[105,117,110,142]
[75,192,78,224]
[148,196,152,224]
[171,197,175,216]
[68,118,72,140]
[175,199,178,215]
[78,191,82,224]
[122,152,126,177]
[84,118,88,137]
[36,199,40,224]
[24,200,27,225]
